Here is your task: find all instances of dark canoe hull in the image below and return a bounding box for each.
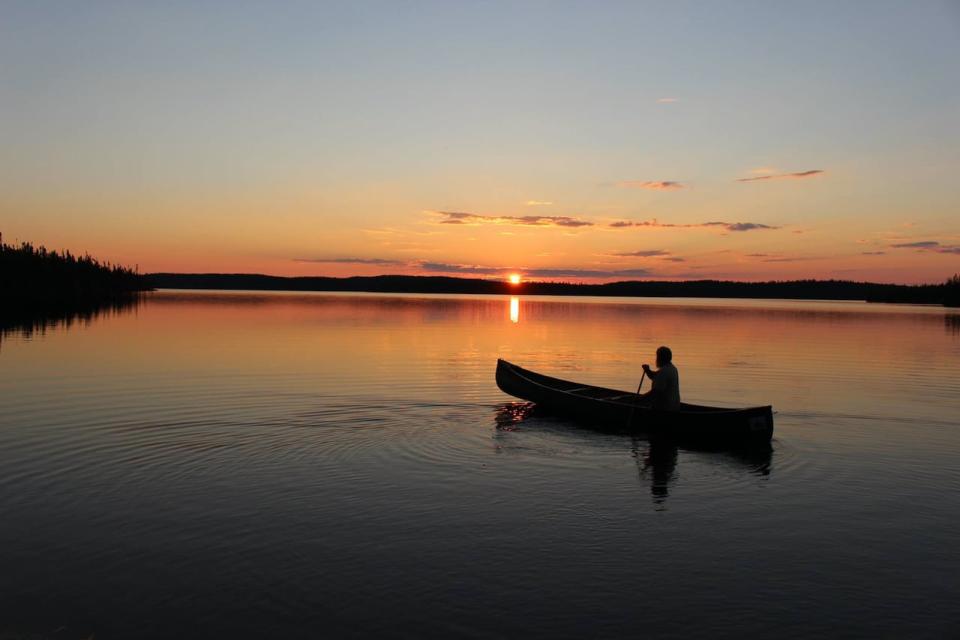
[495,359,774,446]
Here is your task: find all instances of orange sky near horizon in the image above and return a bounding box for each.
[4,175,957,284]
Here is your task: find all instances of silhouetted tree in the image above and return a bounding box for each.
[1,237,150,310]
[945,274,960,307]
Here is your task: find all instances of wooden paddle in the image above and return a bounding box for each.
[626,370,646,428]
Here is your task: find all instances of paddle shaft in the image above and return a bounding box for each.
[626,370,647,428]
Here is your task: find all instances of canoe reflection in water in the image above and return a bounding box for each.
[494,402,772,508]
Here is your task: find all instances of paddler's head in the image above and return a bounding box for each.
[656,346,672,368]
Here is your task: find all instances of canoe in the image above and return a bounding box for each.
[495,359,774,446]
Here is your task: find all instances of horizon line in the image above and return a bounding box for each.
[145,271,953,288]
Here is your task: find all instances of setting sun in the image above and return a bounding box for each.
[508,274,522,285]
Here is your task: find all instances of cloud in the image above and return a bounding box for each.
[294,257,405,265]
[611,249,671,257]
[417,262,656,279]
[890,240,960,254]
[525,200,553,206]
[418,262,504,275]
[861,251,887,256]
[760,256,815,263]
[720,222,777,232]
[528,267,655,278]
[736,169,825,183]
[609,249,685,261]
[891,241,940,248]
[616,180,685,190]
[745,253,818,262]
[656,97,678,103]
[610,219,778,232]
[433,211,593,228]
[606,249,687,262]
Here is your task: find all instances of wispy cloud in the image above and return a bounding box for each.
[656,97,678,103]
[433,211,593,228]
[611,249,671,257]
[744,252,819,262]
[891,241,940,248]
[527,267,655,278]
[736,169,824,183]
[616,180,685,190]
[760,256,816,263]
[418,262,504,275]
[294,257,405,265]
[861,251,887,256]
[610,219,778,232]
[525,200,553,206]
[419,262,656,279]
[609,249,685,262]
[291,256,680,279]
[890,240,960,254]
[724,222,777,231]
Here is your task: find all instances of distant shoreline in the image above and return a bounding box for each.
[147,273,959,307]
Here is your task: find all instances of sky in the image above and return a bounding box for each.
[1,1,959,283]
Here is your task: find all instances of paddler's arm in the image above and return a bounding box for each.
[639,364,659,400]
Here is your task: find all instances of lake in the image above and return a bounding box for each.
[2,290,958,639]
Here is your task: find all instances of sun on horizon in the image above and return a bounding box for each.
[508,274,522,285]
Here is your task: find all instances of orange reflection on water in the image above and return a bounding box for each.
[3,291,958,446]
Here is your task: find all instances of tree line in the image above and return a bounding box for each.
[1,238,150,309]
[148,272,960,307]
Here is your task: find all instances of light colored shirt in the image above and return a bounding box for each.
[651,363,681,411]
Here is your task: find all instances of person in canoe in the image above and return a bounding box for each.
[640,346,681,411]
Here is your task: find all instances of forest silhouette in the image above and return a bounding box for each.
[149,272,960,307]
[2,238,149,310]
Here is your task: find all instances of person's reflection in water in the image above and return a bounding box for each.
[632,437,678,510]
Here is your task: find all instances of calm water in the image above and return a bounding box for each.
[2,291,959,639]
